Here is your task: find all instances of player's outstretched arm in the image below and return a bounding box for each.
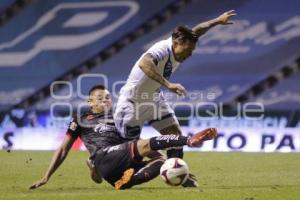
[29,134,76,190]
[139,54,171,87]
[139,54,187,96]
[192,10,237,37]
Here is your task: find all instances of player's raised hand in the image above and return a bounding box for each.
[29,177,48,190]
[217,10,237,25]
[167,83,187,96]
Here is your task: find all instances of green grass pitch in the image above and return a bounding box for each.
[1,150,300,200]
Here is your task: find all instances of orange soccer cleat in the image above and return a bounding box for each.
[114,168,135,190]
[187,128,217,147]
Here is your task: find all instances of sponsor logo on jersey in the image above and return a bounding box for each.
[69,121,78,131]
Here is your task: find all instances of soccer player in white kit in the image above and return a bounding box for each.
[114,10,236,187]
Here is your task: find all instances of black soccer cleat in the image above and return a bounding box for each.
[181,173,199,187]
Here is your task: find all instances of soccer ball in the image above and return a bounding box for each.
[160,158,189,186]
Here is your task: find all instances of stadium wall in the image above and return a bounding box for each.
[1,126,299,152]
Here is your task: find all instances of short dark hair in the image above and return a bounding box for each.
[88,84,106,95]
[172,25,198,43]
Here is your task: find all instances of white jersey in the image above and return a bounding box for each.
[120,37,180,102]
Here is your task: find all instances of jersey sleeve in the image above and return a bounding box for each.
[146,38,171,65]
[66,117,81,139]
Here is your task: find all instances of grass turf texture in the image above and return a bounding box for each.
[1,151,300,200]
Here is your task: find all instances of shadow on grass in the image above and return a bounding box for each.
[26,186,203,193]
[129,186,202,191]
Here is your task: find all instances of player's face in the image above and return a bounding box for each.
[173,39,196,62]
[88,89,112,113]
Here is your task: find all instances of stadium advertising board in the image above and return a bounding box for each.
[1,126,299,152]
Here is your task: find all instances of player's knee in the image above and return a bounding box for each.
[160,124,182,135]
[137,139,151,156]
[140,141,150,152]
[172,125,182,135]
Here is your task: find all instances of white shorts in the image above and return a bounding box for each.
[114,96,179,139]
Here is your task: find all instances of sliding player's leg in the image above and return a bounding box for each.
[115,128,217,189]
[90,141,164,190]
